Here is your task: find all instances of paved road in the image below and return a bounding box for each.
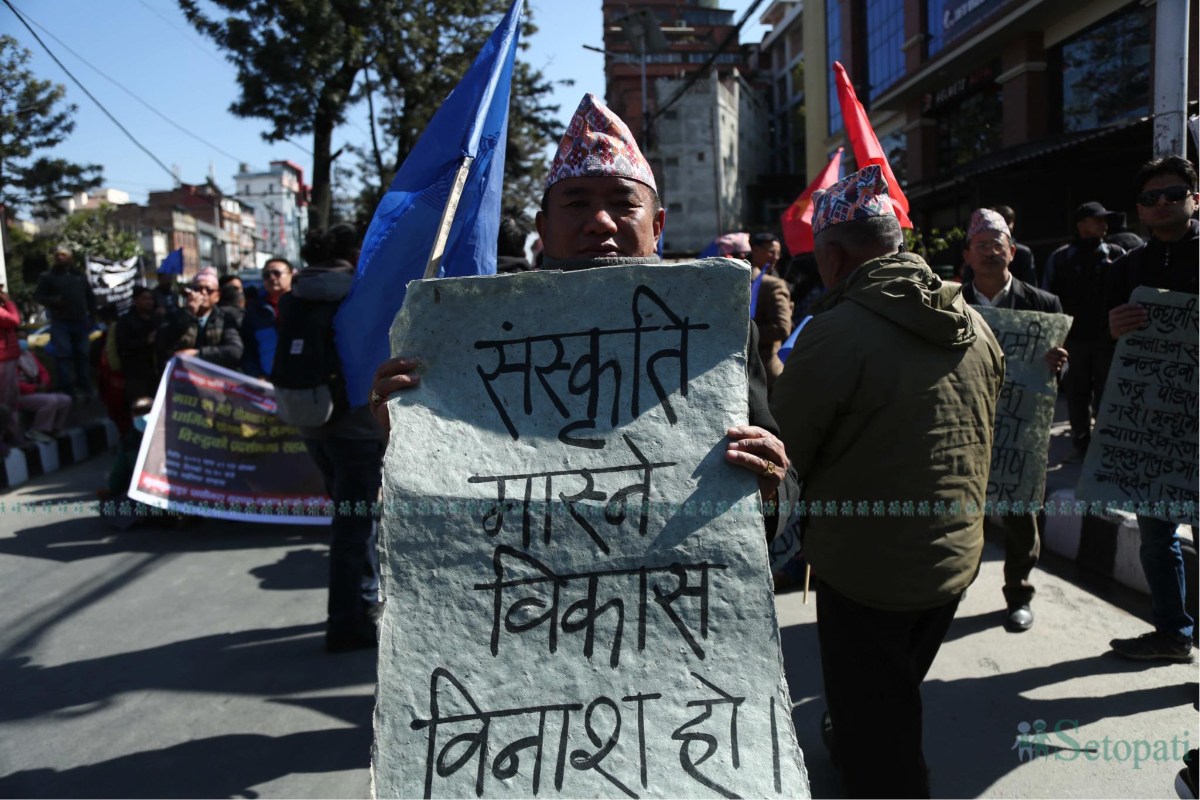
[0,454,1194,798]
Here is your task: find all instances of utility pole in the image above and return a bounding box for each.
[1153,0,1191,158]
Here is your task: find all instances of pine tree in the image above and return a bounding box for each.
[0,35,102,215]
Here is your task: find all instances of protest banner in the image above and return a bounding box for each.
[374,261,809,798]
[87,256,141,314]
[974,306,1072,507]
[128,354,330,523]
[1078,287,1198,525]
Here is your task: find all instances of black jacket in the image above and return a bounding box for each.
[962,277,1063,314]
[157,306,244,369]
[1043,238,1124,341]
[1105,218,1199,309]
[115,311,161,389]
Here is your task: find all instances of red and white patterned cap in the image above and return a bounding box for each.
[545,93,657,193]
[811,165,894,238]
[967,208,1011,240]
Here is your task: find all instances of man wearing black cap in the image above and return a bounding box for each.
[1042,201,1126,457]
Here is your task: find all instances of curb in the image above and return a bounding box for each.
[0,420,120,490]
[1042,487,1196,596]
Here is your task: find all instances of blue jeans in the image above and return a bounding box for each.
[304,436,385,637]
[1136,515,1194,641]
[50,320,92,393]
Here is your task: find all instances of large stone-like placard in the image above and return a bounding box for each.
[974,306,1072,507]
[373,261,808,799]
[1078,287,1198,525]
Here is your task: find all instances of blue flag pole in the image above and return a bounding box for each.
[335,0,524,407]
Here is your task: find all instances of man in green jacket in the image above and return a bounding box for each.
[771,165,1004,798]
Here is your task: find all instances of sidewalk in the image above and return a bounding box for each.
[1,397,119,490]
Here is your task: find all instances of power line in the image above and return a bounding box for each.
[649,0,769,124]
[13,5,247,165]
[2,0,177,182]
[133,0,227,67]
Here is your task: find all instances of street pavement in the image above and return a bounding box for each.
[0,451,1195,798]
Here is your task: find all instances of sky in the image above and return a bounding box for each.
[1,0,771,209]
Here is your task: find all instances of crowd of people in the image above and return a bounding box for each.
[0,89,1195,797]
[369,94,1197,797]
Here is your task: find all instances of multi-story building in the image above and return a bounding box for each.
[798,0,1197,261]
[111,204,201,277]
[602,0,770,251]
[145,182,258,273]
[751,0,808,226]
[655,71,769,251]
[233,160,308,267]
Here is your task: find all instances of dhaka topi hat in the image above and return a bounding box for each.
[967,208,1011,240]
[811,165,894,238]
[715,232,751,257]
[545,93,657,193]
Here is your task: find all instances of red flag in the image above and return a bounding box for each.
[781,147,843,255]
[833,61,912,228]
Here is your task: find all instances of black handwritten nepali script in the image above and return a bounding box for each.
[475,285,709,449]
[1079,288,1199,525]
[973,307,1072,506]
[379,263,808,798]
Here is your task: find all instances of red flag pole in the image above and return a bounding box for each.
[832,61,912,228]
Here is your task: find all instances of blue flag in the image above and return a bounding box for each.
[335,0,523,407]
[778,314,813,363]
[158,248,183,275]
[748,271,764,319]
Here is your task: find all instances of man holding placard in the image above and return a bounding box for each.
[370,93,798,532]
[960,207,1068,633]
[1104,156,1198,664]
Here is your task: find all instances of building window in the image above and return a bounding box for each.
[878,130,907,186]
[697,151,706,162]
[668,202,684,213]
[866,0,905,100]
[926,0,948,57]
[936,84,1002,169]
[1060,5,1151,134]
[826,0,842,135]
[665,156,680,166]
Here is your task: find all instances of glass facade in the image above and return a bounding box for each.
[1060,6,1151,133]
[866,0,905,100]
[826,0,842,134]
[936,85,1002,169]
[926,0,949,57]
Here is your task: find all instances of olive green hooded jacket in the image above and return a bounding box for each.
[771,252,1005,611]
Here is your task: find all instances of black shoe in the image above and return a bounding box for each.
[1110,631,1194,663]
[1005,603,1034,632]
[1177,749,1198,799]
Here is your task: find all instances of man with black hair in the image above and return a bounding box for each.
[747,232,793,389]
[276,225,386,654]
[1106,155,1198,664]
[241,257,293,379]
[1044,201,1126,457]
[218,274,246,326]
[34,246,97,397]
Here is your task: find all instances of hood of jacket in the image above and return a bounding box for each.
[813,251,978,349]
[291,259,355,303]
